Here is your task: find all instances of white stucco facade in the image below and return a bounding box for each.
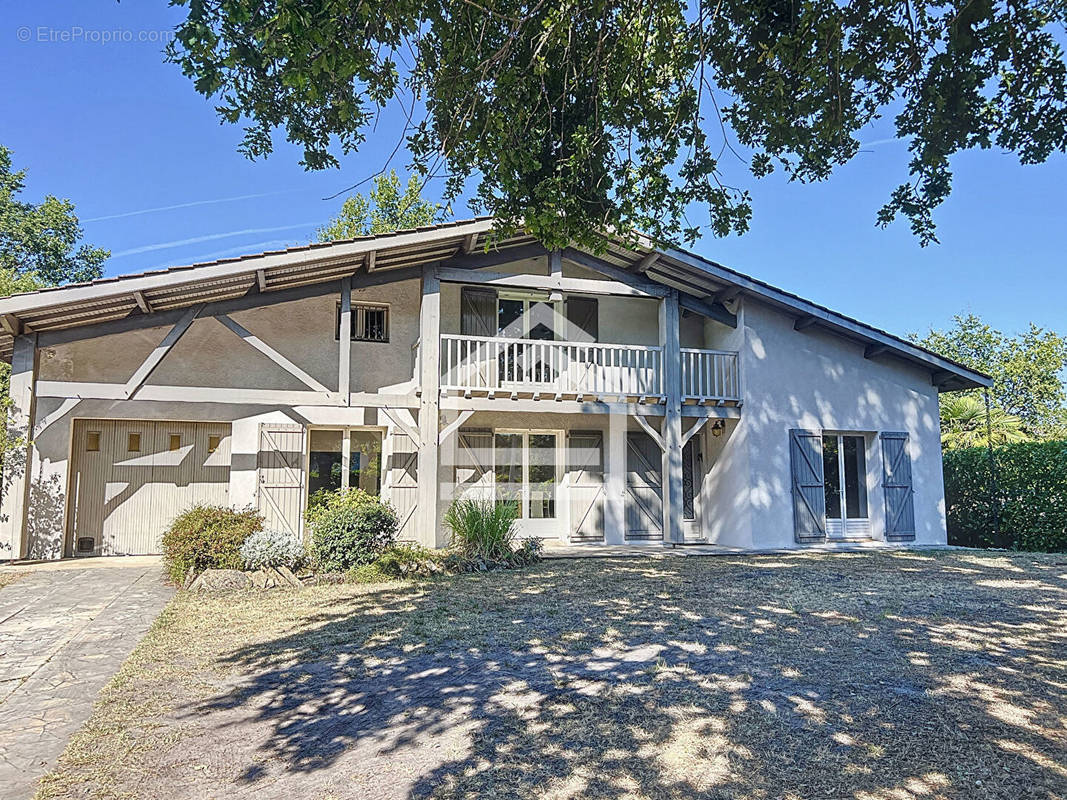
[0,221,987,560]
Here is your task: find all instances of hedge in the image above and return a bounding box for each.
[944,439,1067,551]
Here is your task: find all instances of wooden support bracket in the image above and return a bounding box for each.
[633,414,665,450]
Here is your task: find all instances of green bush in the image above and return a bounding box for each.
[161,505,263,582]
[444,497,519,562]
[305,489,399,572]
[944,440,1067,551]
[375,543,446,577]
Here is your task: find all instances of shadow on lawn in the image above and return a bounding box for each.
[194,552,1067,799]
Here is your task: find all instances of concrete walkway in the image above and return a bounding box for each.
[0,559,172,800]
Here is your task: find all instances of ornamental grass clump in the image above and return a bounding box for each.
[444,497,520,565]
[161,504,263,582]
[240,528,306,571]
[305,488,399,572]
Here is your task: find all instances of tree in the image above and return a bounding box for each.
[913,314,1067,440]
[167,0,1067,250]
[0,147,106,461]
[939,394,1030,450]
[316,171,441,242]
[0,146,108,285]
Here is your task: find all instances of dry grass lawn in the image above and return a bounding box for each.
[36,550,1067,800]
[0,570,29,591]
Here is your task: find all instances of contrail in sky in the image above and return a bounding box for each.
[84,189,305,222]
[145,238,298,270]
[110,222,321,259]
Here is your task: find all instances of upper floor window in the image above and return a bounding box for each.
[460,286,598,342]
[336,302,389,343]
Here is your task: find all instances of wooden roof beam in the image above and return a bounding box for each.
[1,314,22,336]
[633,252,660,274]
[864,343,892,359]
[710,285,743,304]
[132,291,153,314]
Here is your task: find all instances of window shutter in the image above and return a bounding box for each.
[455,429,495,502]
[461,287,496,337]
[565,296,599,343]
[880,432,916,540]
[789,429,826,542]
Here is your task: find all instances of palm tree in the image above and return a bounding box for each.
[940,394,1030,449]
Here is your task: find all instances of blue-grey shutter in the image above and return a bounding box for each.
[881,432,916,540]
[789,429,826,542]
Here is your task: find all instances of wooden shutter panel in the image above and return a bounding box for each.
[880,432,916,540]
[789,429,826,542]
[461,287,496,337]
[565,297,599,343]
[455,429,494,503]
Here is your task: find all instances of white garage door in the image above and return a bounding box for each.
[68,420,232,556]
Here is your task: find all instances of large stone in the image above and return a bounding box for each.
[188,569,252,592]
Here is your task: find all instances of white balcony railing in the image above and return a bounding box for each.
[441,334,664,397]
[681,348,741,403]
[439,334,741,403]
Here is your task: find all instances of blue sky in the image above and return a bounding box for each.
[3,1,1064,342]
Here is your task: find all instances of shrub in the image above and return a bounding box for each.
[444,497,519,562]
[161,505,263,582]
[305,489,399,572]
[944,439,1067,551]
[512,536,544,566]
[240,528,306,571]
[376,543,446,578]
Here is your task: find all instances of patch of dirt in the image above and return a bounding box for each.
[36,551,1067,799]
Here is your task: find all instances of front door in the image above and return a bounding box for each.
[822,433,871,538]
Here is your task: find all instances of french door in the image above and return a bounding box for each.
[493,430,563,538]
[497,292,562,386]
[821,433,870,538]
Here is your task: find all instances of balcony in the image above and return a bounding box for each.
[438,334,741,405]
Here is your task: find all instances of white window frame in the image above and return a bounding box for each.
[304,425,387,499]
[822,431,871,539]
[491,428,564,523]
[496,291,563,341]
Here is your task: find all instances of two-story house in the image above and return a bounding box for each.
[0,219,989,559]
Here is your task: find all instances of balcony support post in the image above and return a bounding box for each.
[338,276,351,404]
[605,408,627,545]
[659,289,684,543]
[417,266,442,547]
